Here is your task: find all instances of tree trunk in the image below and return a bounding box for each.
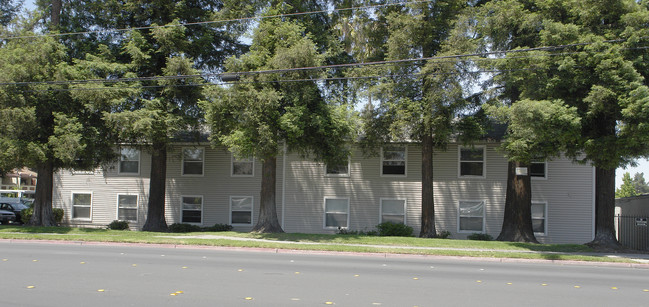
[142,142,168,232]
[51,0,62,27]
[252,156,284,233]
[419,134,437,238]
[496,161,538,243]
[586,166,622,249]
[29,161,56,226]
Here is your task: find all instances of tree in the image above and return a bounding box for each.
[0,0,22,26]
[632,172,649,195]
[201,10,355,233]
[43,0,257,231]
[616,172,638,198]
[0,32,120,226]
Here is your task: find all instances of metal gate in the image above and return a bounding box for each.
[615,215,649,251]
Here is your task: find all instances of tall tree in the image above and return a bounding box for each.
[632,172,649,195]
[616,172,638,198]
[201,9,355,233]
[44,0,258,231]
[0,0,22,26]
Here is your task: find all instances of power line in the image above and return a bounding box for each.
[0,0,435,40]
[1,40,645,87]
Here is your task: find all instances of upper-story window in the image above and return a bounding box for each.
[530,160,546,179]
[232,155,254,177]
[119,148,140,175]
[382,146,406,176]
[182,147,204,176]
[325,157,350,177]
[459,146,485,178]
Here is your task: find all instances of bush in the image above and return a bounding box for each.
[436,230,451,239]
[168,223,202,233]
[467,233,493,241]
[53,208,64,223]
[337,227,378,236]
[107,220,130,230]
[376,222,414,237]
[204,223,233,232]
[21,208,64,224]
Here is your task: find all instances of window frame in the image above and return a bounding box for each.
[180,195,203,225]
[323,197,350,229]
[230,196,254,226]
[118,148,140,175]
[531,201,547,236]
[231,155,254,177]
[71,192,93,221]
[181,147,205,176]
[380,198,407,224]
[458,146,486,178]
[457,200,486,233]
[530,160,547,180]
[325,157,350,177]
[381,145,407,177]
[116,194,138,222]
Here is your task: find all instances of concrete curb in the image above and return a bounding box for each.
[2,238,648,269]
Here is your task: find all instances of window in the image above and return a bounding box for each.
[182,147,204,176]
[72,193,92,220]
[380,199,406,224]
[382,146,406,176]
[117,194,138,221]
[119,148,140,174]
[458,200,484,232]
[230,196,253,225]
[324,198,349,228]
[232,155,254,176]
[181,196,202,224]
[459,146,485,177]
[531,202,547,235]
[530,160,546,178]
[325,157,350,177]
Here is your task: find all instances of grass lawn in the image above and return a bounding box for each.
[0,225,638,264]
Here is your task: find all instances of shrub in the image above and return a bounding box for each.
[107,220,130,230]
[337,227,378,236]
[376,222,413,237]
[20,208,64,224]
[467,233,493,241]
[53,208,64,223]
[168,223,202,233]
[204,223,233,232]
[436,230,451,239]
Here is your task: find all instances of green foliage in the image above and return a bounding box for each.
[616,172,638,198]
[203,223,234,232]
[167,223,234,233]
[107,220,130,230]
[53,208,64,224]
[20,208,32,224]
[376,222,414,237]
[337,227,378,236]
[436,230,452,239]
[467,233,493,241]
[632,172,649,195]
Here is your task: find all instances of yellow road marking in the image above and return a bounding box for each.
[245,297,253,300]
[97,289,105,292]
[27,286,35,289]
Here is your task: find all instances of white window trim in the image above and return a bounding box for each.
[181,147,205,177]
[231,155,255,177]
[180,195,203,225]
[380,145,407,177]
[71,191,93,221]
[324,157,351,177]
[118,148,140,175]
[379,198,407,224]
[457,200,486,233]
[530,160,548,180]
[323,197,350,229]
[458,146,486,179]
[531,201,548,236]
[116,194,138,222]
[230,195,254,226]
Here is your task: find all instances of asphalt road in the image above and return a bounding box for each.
[1,242,648,306]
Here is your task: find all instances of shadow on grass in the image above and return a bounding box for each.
[0,225,107,234]
[507,242,594,253]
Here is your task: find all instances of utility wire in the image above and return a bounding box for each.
[0,0,435,40]
[1,41,646,87]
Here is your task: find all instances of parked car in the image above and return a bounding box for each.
[0,209,16,224]
[0,202,29,224]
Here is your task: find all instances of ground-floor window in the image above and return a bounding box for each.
[531,202,547,235]
[72,192,92,220]
[181,196,202,224]
[458,200,485,232]
[117,194,138,221]
[324,198,349,229]
[380,199,406,224]
[231,196,253,225]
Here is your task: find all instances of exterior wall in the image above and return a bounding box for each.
[53,143,594,244]
[616,195,649,216]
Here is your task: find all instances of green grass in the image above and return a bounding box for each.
[0,225,638,263]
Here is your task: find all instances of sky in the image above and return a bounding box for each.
[19,0,649,188]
